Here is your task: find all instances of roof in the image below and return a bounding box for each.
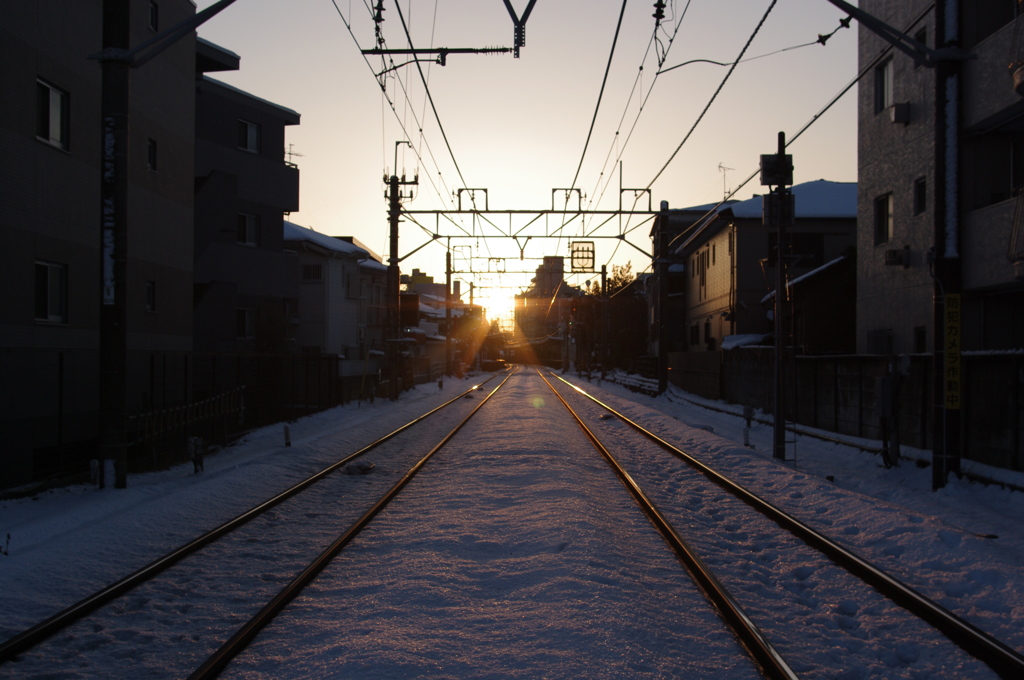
[761,256,847,303]
[283,221,369,258]
[196,38,240,73]
[672,180,856,255]
[728,180,857,220]
[201,76,301,124]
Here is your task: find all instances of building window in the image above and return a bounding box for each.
[874,193,894,245]
[874,58,893,114]
[35,261,68,324]
[237,308,256,339]
[147,138,157,170]
[913,28,927,70]
[301,264,323,282]
[146,280,156,312]
[913,177,926,215]
[237,213,260,246]
[238,120,261,153]
[36,79,69,150]
[149,1,159,31]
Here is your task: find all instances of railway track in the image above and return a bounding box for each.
[3,368,1021,678]
[544,370,1024,678]
[0,373,506,675]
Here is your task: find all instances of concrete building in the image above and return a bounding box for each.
[193,40,301,356]
[857,2,1024,354]
[0,0,198,485]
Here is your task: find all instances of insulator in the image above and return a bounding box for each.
[653,1,666,21]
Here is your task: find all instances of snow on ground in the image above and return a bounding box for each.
[1,369,1022,679]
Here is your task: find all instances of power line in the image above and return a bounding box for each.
[567,0,630,194]
[664,8,917,254]
[585,1,694,244]
[645,0,778,190]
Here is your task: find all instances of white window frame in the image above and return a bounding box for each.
[238,119,261,153]
[37,79,69,150]
[874,58,894,114]
[237,213,260,246]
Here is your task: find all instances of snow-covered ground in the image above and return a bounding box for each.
[1,369,1022,679]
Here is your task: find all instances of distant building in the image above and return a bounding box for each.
[513,256,581,366]
[857,2,1024,353]
[193,40,301,356]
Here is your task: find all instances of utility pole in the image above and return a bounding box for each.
[656,201,670,394]
[931,0,962,490]
[387,173,401,401]
[386,142,417,400]
[446,248,452,377]
[761,132,794,462]
[96,0,237,488]
[601,264,608,372]
[98,0,131,489]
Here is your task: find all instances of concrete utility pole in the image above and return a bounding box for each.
[446,248,452,377]
[96,0,237,488]
[385,142,417,400]
[656,201,670,394]
[760,132,794,462]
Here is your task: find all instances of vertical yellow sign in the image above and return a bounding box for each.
[945,294,961,410]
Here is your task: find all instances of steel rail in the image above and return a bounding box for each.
[538,370,797,680]
[550,372,1024,679]
[188,369,517,679]
[0,374,503,664]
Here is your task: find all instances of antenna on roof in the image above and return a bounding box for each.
[718,163,734,200]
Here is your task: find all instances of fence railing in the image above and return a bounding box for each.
[669,349,1024,473]
[1,350,380,491]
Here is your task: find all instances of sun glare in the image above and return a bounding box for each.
[477,290,517,323]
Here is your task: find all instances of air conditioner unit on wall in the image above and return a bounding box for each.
[890,102,910,125]
[884,246,910,268]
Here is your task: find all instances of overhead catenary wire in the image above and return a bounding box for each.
[645,0,778,191]
[328,0,480,254]
[664,5,932,255]
[392,0,495,260]
[583,0,694,259]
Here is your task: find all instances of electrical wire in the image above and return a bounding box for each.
[645,0,778,190]
[584,0,694,262]
[664,7,926,255]
[392,1,495,260]
[327,0,476,263]
[567,0,630,194]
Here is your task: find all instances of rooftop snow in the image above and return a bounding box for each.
[728,179,856,220]
[284,221,370,258]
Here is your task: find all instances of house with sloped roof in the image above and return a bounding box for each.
[665,179,857,354]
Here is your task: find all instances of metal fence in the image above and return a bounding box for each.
[0,349,379,491]
[671,349,1023,472]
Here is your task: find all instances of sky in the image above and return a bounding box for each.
[3,371,1022,677]
[193,0,860,318]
